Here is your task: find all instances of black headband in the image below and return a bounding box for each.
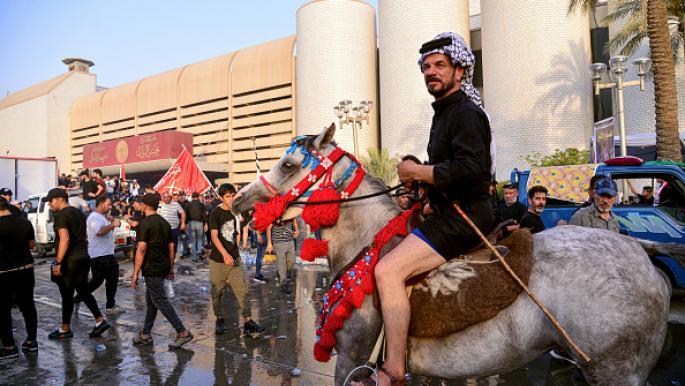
[419,37,452,54]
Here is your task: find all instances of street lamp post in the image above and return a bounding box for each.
[333,100,373,159]
[589,55,652,157]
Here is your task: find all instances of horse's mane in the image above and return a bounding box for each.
[362,173,401,212]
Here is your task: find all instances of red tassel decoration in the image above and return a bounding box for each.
[351,288,365,308]
[361,275,374,294]
[318,330,336,350]
[302,184,340,230]
[314,344,331,362]
[327,314,343,331]
[253,195,289,231]
[300,239,329,261]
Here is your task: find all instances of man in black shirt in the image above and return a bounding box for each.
[362,33,495,386]
[186,192,206,262]
[499,182,527,233]
[80,170,101,211]
[0,196,39,358]
[46,188,110,340]
[131,193,192,349]
[126,196,145,233]
[519,185,548,234]
[209,184,264,336]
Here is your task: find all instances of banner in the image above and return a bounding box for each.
[154,146,212,195]
[593,117,615,163]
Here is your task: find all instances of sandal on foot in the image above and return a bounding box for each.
[132,332,153,346]
[352,367,406,386]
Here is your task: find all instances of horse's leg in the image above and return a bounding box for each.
[333,296,383,386]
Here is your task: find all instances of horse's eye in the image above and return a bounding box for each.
[281,161,296,171]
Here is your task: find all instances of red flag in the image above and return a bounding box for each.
[154,147,211,195]
[120,163,126,180]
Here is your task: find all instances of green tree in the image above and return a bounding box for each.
[569,0,682,161]
[522,148,591,167]
[360,147,399,186]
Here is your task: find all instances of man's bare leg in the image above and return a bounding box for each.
[370,233,446,385]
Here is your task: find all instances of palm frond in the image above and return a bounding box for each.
[603,0,645,23]
[568,0,600,15]
[607,18,647,56]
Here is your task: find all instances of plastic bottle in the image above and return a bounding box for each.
[95,344,106,353]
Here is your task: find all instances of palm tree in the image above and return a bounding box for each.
[360,148,399,186]
[570,0,682,161]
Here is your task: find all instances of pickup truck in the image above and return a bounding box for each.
[26,190,134,258]
[511,158,685,295]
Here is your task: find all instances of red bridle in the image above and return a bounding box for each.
[259,175,280,197]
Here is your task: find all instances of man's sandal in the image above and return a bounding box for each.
[354,367,406,386]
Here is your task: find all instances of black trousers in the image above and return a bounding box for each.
[0,268,37,347]
[74,255,119,309]
[56,258,102,325]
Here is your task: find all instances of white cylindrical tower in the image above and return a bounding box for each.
[378,0,470,160]
[296,0,378,157]
[481,1,594,178]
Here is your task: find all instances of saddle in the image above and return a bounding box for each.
[407,228,534,338]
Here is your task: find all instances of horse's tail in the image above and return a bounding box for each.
[636,238,685,269]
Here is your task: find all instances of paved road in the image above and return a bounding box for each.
[1,256,683,385]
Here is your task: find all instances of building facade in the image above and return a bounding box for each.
[0,58,97,171]
[1,0,683,185]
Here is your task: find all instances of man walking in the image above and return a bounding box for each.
[519,185,548,234]
[75,195,123,314]
[355,32,495,385]
[185,192,205,262]
[46,188,110,340]
[131,193,193,349]
[266,218,299,294]
[0,196,39,358]
[209,184,265,335]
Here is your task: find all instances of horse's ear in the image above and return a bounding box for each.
[312,122,336,150]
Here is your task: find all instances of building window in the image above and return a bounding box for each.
[591,27,612,122]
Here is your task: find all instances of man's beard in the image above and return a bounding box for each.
[426,77,456,98]
[533,206,544,214]
[596,204,611,213]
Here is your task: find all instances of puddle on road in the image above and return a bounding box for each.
[1,261,683,385]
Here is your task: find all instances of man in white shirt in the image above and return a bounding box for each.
[74,195,123,314]
[68,192,91,215]
[157,191,186,298]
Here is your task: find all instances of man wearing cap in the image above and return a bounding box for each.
[0,189,22,217]
[570,178,620,232]
[131,193,193,348]
[359,32,495,385]
[45,188,110,340]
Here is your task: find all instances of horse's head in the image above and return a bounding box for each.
[232,123,338,218]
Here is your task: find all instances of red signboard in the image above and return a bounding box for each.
[83,131,193,168]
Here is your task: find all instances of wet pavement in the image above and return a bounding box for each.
[1,255,684,385]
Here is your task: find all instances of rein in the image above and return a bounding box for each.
[288,183,404,206]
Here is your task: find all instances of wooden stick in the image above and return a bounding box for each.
[453,204,591,363]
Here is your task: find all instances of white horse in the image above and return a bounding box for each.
[233,124,671,385]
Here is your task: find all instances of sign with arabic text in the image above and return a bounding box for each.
[83,131,193,168]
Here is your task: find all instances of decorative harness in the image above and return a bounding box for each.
[251,137,419,364]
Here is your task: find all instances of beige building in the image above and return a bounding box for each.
[70,36,296,185]
[0,58,97,171]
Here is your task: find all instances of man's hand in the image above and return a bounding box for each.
[241,241,248,250]
[166,270,175,281]
[293,230,300,238]
[223,253,234,266]
[256,233,263,244]
[266,242,273,254]
[180,223,186,232]
[204,224,208,232]
[52,263,61,277]
[112,219,121,227]
[506,224,520,232]
[131,272,139,289]
[398,160,418,184]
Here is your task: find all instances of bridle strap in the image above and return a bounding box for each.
[259,175,279,197]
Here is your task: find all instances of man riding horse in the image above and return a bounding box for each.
[356,32,495,386]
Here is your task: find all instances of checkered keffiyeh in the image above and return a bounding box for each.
[418,32,483,111]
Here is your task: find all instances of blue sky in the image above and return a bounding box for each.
[0,0,378,95]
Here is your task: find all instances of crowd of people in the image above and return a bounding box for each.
[0,175,297,360]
